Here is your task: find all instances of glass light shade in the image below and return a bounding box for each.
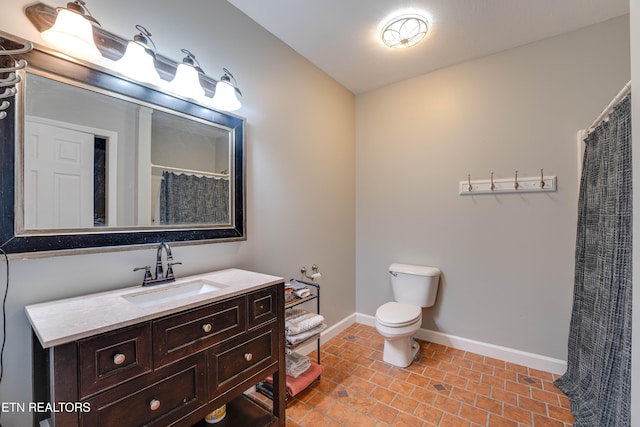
[41,8,101,60]
[381,15,429,48]
[169,63,205,99]
[210,80,241,111]
[116,41,161,84]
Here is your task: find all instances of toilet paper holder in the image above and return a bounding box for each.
[300,264,322,281]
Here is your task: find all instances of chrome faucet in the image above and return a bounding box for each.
[134,242,182,286]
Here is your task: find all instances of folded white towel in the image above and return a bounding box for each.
[294,288,311,298]
[286,279,309,291]
[286,323,327,345]
[286,352,311,378]
[286,312,325,336]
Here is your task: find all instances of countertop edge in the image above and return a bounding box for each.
[26,269,284,348]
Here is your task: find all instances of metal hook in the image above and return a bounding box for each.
[540,169,545,189]
[0,41,33,56]
[467,174,472,192]
[490,172,495,191]
[0,87,16,99]
[514,170,519,190]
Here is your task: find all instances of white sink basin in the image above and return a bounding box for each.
[123,280,225,307]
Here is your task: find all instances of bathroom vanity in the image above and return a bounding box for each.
[25,269,286,427]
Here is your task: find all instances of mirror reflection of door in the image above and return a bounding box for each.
[23,117,108,229]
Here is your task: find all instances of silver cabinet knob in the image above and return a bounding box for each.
[149,399,161,411]
[113,353,126,365]
[244,353,253,362]
[202,323,212,333]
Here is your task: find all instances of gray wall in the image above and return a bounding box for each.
[0,1,356,425]
[355,16,630,361]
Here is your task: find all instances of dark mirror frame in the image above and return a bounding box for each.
[0,48,245,254]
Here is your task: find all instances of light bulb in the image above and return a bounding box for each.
[210,80,241,111]
[170,63,205,99]
[116,41,161,84]
[41,8,101,60]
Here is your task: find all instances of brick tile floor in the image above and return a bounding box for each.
[249,323,574,426]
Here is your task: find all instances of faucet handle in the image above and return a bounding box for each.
[134,266,153,285]
[166,261,182,279]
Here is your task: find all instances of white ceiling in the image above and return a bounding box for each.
[227,0,629,94]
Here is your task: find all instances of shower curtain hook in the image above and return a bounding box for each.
[540,169,545,189]
[490,172,495,191]
[514,170,519,190]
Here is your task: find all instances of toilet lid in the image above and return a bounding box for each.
[376,302,421,327]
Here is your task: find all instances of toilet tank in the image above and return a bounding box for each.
[389,263,441,307]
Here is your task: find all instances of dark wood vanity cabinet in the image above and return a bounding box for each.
[36,283,286,427]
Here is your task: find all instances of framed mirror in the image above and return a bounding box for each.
[0,47,245,254]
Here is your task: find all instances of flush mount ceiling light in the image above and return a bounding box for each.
[40,0,101,60]
[380,14,429,48]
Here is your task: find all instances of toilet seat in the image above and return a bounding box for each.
[376,302,421,328]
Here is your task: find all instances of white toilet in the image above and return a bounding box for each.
[375,263,441,368]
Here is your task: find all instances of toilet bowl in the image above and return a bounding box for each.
[375,263,440,368]
[375,302,422,367]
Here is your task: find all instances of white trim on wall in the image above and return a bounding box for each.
[302,313,567,375]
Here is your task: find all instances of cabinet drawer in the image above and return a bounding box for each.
[247,286,278,329]
[78,323,152,399]
[208,323,278,398]
[153,296,245,367]
[81,354,207,427]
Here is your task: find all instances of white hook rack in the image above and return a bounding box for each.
[460,171,556,195]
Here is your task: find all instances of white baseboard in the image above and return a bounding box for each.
[356,313,567,375]
[294,312,566,375]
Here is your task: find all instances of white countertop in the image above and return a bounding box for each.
[25,268,283,348]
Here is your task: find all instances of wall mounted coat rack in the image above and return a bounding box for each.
[460,170,556,195]
[0,35,33,120]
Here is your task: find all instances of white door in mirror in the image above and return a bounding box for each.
[24,118,95,229]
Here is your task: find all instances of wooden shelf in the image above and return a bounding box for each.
[191,394,277,427]
[284,294,318,309]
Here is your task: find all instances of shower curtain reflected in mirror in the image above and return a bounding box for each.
[555,94,631,426]
[159,171,230,225]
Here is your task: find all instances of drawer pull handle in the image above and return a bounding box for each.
[202,323,212,333]
[244,353,253,362]
[149,399,161,411]
[113,353,126,365]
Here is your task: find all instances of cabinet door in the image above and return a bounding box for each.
[81,354,207,427]
[247,286,278,330]
[208,323,278,399]
[78,323,152,399]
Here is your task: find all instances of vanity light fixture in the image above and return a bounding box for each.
[169,49,206,99]
[40,0,101,60]
[25,2,244,112]
[116,25,161,84]
[209,68,242,112]
[380,14,429,48]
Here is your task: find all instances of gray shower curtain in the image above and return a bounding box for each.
[554,94,632,426]
[159,171,230,224]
